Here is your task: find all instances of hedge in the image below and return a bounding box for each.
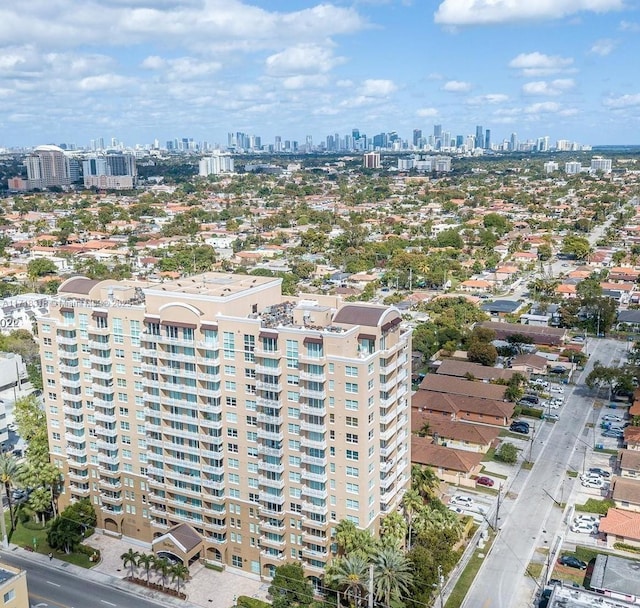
[237,596,270,608]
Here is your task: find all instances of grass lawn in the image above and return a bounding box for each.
[575,498,615,515]
[525,561,544,580]
[445,532,495,608]
[522,461,534,470]
[482,447,496,462]
[5,512,94,568]
[567,470,578,478]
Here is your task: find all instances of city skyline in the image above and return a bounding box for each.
[1,0,639,147]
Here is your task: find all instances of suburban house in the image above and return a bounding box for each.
[478,321,567,346]
[411,437,484,488]
[599,508,640,549]
[412,391,514,427]
[611,477,640,512]
[510,353,549,375]
[624,427,640,451]
[619,450,640,479]
[435,360,522,382]
[411,409,500,453]
[418,374,507,401]
[459,279,492,293]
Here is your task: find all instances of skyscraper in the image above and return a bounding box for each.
[484,129,491,150]
[412,129,422,147]
[39,274,411,578]
[23,145,71,189]
[475,126,484,149]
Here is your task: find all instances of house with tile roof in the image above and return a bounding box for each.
[412,390,514,427]
[411,437,484,487]
[418,374,507,401]
[599,508,640,548]
[611,477,640,513]
[624,426,640,451]
[619,450,640,479]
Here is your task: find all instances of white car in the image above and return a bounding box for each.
[602,415,622,423]
[450,495,474,507]
[570,521,598,534]
[582,478,605,489]
[574,515,600,526]
[550,386,564,394]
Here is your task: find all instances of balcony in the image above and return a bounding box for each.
[198,387,222,399]
[88,324,110,336]
[95,411,116,424]
[94,398,115,410]
[57,335,78,346]
[298,352,324,365]
[70,485,91,497]
[97,452,119,466]
[256,396,281,409]
[65,432,85,444]
[59,350,79,362]
[160,381,198,393]
[256,364,281,376]
[163,412,198,425]
[255,347,281,358]
[63,405,82,416]
[202,478,225,491]
[91,369,112,381]
[379,439,397,458]
[159,366,197,378]
[168,512,203,526]
[257,429,284,442]
[299,370,325,382]
[300,436,326,450]
[64,419,85,430]
[96,440,118,452]
[68,470,89,482]
[88,340,110,350]
[301,487,327,500]
[259,492,285,505]
[68,456,88,468]
[99,479,122,490]
[66,446,87,458]
[197,371,221,382]
[300,454,327,467]
[258,461,285,474]
[257,413,282,425]
[143,392,161,405]
[59,364,80,374]
[200,418,223,431]
[380,425,397,442]
[201,402,222,415]
[301,469,326,483]
[380,459,394,473]
[259,476,285,490]
[379,378,397,392]
[93,385,115,397]
[380,410,396,425]
[260,549,285,560]
[300,387,326,400]
[101,505,123,515]
[256,381,282,392]
[260,535,286,548]
[397,385,408,399]
[100,494,123,505]
[300,404,326,416]
[301,501,328,516]
[261,520,286,532]
[95,425,118,438]
[379,360,398,375]
[302,546,329,560]
[202,463,225,476]
[61,391,82,403]
[155,334,195,346]
[61,377,82,390]
[300,420,325,433]
[380,470,398,490]
[257,445,284,458]
[150,519,170,530]
[140,347,157,357]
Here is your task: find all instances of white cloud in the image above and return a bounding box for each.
[522,79,575,95]
[141,55,165,69]
[509,52,574,76]
[442,80,471,93]
[590,38,616,55]
[77,74,133,91]
[361,79,397,96]
[434,0,624,26]
[282,75,329,90]
[416,107,438,117]
[619,20,640,31]
[603,93,640,108]
[336,79,354,88]
[266,44,344,76]
[467,93,509,105]
[525,101,561,114]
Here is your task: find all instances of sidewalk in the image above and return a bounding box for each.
[18,531,269,608]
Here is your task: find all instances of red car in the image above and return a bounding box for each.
[476,476,495,487]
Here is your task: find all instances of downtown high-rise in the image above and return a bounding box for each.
[39,273,411,580]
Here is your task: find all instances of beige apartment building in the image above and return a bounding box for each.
[0,563,29,608]
[38,273,411,582]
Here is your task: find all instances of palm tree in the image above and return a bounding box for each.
[137,553,154,584]
[154,557,171,589]
[0,454,22,531]
[411,464,439,501]
[373,546,414,608]
[326,554,369,608]
[121,548,140,579]
[401,489,423,551]
[171,563,189,594]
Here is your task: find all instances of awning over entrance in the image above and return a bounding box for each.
[152,523,203,566]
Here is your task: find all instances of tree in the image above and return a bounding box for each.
[411,464,439,501]
[334,519,376,558]
[27,258,57,279]
[171,563,189,594]
[561,235,591,260]
[0,454,22,530]
[495,442,518,464]
[402,489,423,551]
[26,487,51,525]
[379,511,407,549]
[121,548,140,579]
[154,557,171,589]
[373,546,414,608]
[467,341,498,366]
[269,562,314,608]
[326,554,369,608]
[137,553,154,584]
[47,517,82,553]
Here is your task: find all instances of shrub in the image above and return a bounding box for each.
[614,543,640,554]
[237,596,270,608]
[495,442,518,464]
[204,562,224,572]
[575,498,615,515]
[519,407,544,419]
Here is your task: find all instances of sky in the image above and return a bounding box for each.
[1,0,640,148]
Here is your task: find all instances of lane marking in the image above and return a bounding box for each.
[46,582,61,587]
[100,601,117,607]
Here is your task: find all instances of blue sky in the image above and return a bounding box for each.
[1,0,639,148]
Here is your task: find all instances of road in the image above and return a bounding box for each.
[461,337,626,608]
[0,551,168,608]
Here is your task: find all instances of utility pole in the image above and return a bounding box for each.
[0,501,7,549]
[437,565,444,608]
[494,484,503,530]
[368,564,374,608]
[528,423,535,463]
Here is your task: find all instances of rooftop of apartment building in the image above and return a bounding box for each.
[0,564,21,585]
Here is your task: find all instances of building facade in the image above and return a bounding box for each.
[23,145,71,190]
[38,273,411,581]
[0,563,29,608]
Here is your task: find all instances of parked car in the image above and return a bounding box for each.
[11,489,26,500]
[602,415,622,423]
[476,476,495,487]
[510,420,530,430]
[574,515,600,526]
[581,478,605,489]
[550,386,564,394]
[520,395,539,405]
[602,429,624,439]
[587,468,611,478]
[558,555,587,569]
[544,413,560,421]
[570,521,598,534]
[510,425,530,435]
[450,495,474,507]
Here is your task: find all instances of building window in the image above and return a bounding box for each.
[3,590,15,602]
[345,365,358,377]
[346,450,359,461]
[232,555,243,568]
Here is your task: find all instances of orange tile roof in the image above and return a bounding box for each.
[599,508,640,541]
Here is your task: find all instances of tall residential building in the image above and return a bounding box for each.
[198,152,235,177]
[484,129,491,150]
[83,152,137,190]
[590,157,612,174]
[363,151,381,169]
[38,274,411,581]
[412,129,422,147]
[23,145,71,190]
[475,125,484,148]
[510,132,518,152]
[565,161,583,175]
